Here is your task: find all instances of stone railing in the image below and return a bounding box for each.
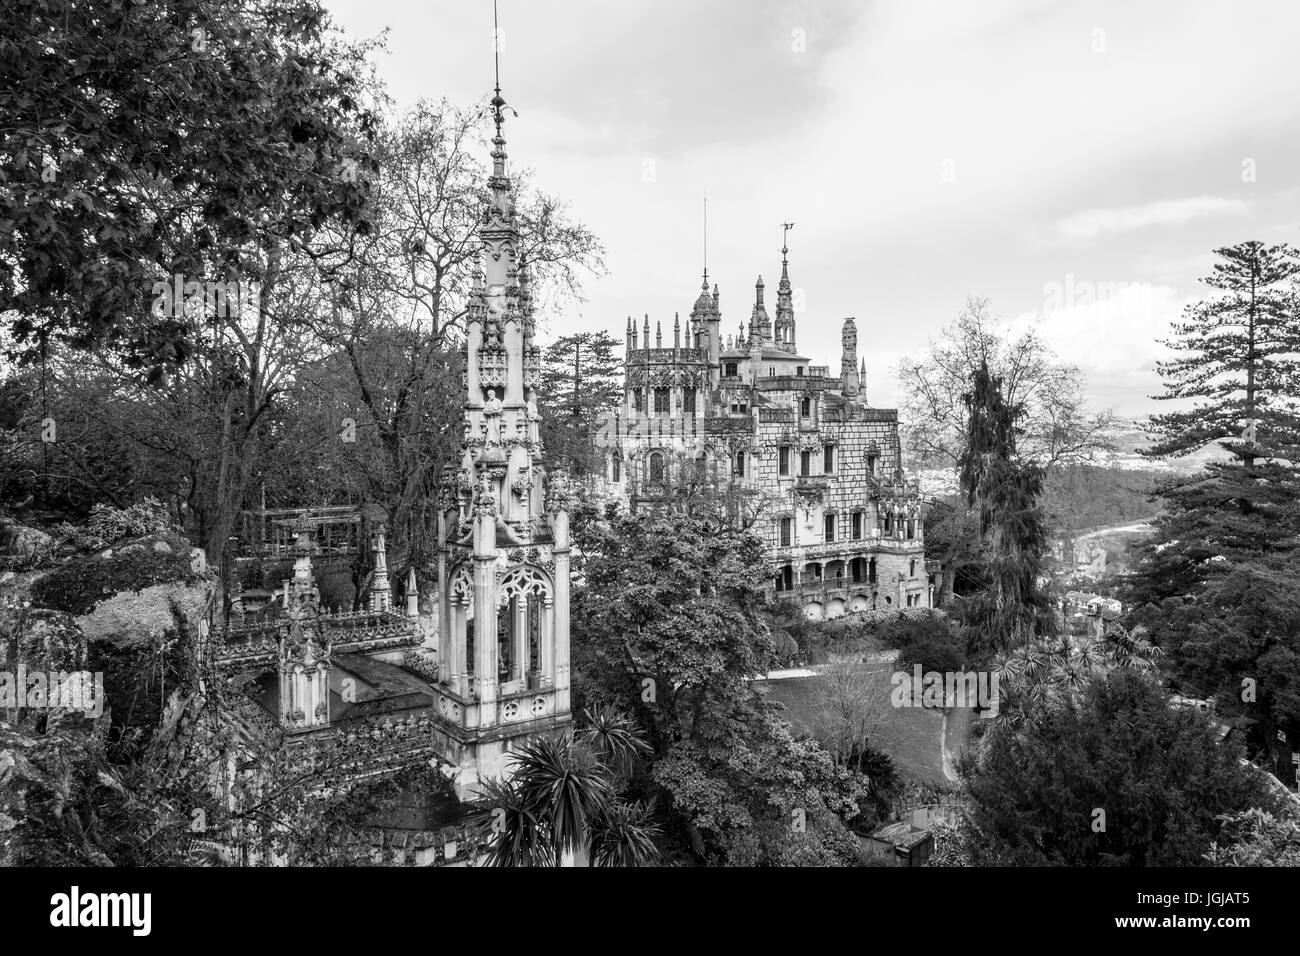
[628,347,705,363]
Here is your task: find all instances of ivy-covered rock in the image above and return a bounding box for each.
[26,532,214,652]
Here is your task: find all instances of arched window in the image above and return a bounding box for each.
[649,452,664,482]
[612,457,621,482]
[735,451,746,477]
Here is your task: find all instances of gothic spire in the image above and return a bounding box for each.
[750,275,771,343]
[775,222,796,353]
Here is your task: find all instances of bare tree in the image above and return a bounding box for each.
[898,297,1113,474]
[811,659,897,771]
[308,99,604,573]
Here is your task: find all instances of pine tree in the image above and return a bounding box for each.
[1148,241,1300,465]
[536,331,624,474]
[1128,241,1300,750]
[956,361,1054,656]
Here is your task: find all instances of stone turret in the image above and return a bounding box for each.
[841,318,860,397]
[278,523,330,731]
[749,276,771,343]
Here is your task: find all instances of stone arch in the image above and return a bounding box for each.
[848,593,870,613]
[498,564,553,607]
[827,598,846,619]
[803,601,824,622]
[448,563,473,605]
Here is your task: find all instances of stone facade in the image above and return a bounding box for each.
[600,242,930,619]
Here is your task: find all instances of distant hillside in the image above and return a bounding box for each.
[910,416,1234,496]
[1093,415,1234,474]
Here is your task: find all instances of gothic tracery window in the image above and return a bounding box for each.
[649,451,665,482]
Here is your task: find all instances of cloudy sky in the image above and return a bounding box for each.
[324,0,1300,416]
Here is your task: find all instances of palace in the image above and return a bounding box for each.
[601,233,931,619]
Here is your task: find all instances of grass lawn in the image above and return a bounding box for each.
[757,664,954,789]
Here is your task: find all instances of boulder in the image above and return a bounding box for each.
[26,531,216,650]
[0,520,53,559]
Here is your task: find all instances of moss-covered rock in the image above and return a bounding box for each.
[0,519,53,559]
[29,531,207,617]
[0,605,89,672]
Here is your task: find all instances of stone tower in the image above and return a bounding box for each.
[841,318,860,397]
[432,71,573,797]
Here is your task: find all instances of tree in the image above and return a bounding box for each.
[536,331,623,475]
[570,509,872,864]
[571,511,777,752]
[312,99,603,570]
[1129,563,1300,759]
[0,0,377,373]
[963,670,1278,865]
[811,660,897,775]
[477,723,661,868]
[989,619,1161,728]
[1147,241,1300,466]
[898,297,1112,473]
[1128,240,1300,756]
[954,361,1055,657]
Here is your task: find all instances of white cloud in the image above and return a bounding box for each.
[1054,197,1249,243]
[1010,282,1190,412]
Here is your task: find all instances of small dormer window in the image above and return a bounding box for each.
[725,362,738,377]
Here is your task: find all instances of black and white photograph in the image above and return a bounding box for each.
[1,0,1298,930]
